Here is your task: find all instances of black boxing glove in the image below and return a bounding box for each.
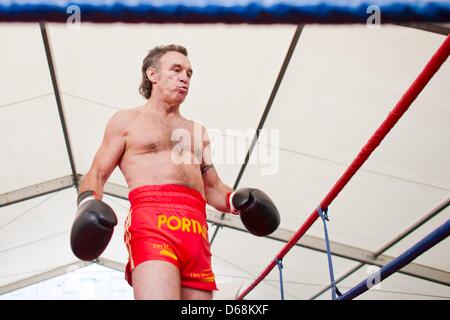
[226,188,280,236]
[70,190,117,261]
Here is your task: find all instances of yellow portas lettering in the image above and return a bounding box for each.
[157,215,167,228]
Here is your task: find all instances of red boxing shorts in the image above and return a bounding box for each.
[124,184,218,291]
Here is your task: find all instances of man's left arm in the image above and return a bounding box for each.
[200,126,281,236]
[201,163,234,213]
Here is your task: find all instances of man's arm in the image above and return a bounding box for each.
[71,111,129,260]
[79,110,128,198]
[201,127,233,213]
[200,127,280,236]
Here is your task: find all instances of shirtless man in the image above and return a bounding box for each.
[70,44,280,300]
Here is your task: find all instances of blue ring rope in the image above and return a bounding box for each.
[0,1,449,23]
[338,219,450,300]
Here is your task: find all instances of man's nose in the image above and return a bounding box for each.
[179,72,189,83]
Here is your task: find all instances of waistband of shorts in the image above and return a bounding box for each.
[128,184,206,213]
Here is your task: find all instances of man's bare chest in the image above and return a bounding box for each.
[125,117,204,155]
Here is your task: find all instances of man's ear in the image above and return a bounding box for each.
[146,67,158,84]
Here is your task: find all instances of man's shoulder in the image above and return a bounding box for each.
[188,119,207,131]
[110,107,139,122]
[106,107,139,133]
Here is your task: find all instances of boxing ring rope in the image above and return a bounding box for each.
[237,35,450,300]
[337,219,450,300]
[0,0,449,24]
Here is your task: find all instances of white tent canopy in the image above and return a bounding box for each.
[0,22,449,300]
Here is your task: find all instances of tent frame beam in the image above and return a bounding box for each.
[399,23,450,35]
[100,181,450,287]
[0,260,92,295]
[1,179,448,287]
[0,259,121,296]
[0,174,118,207]
[206,209,450,287]
[0,175,74,207]
[209,24,305,245]
[40,22,79,190]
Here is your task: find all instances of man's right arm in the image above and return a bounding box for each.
[79,110,128,198]
[71,110,129,261]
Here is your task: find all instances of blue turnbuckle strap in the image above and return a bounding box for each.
[276,258,285,300]
[317,206,340,300]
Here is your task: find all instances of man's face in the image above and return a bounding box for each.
[150,51,193,104]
